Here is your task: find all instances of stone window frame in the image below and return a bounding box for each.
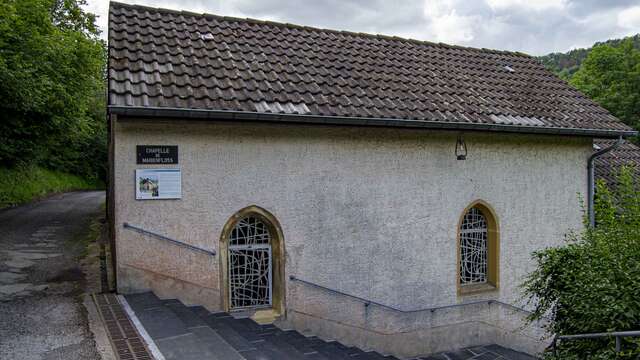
[457,200,500,296]
[219,205,286,315]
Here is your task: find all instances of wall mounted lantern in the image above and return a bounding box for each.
[456,135,467,160]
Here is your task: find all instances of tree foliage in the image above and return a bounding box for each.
[570,40,640,142]
[523,168,640,359]
[539,35,640,143]
[538,34,640,81]
[0,0,106,182]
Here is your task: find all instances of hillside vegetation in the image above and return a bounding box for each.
[539,35,640,142]
[0,0,106,207]
[538,34,640,80]
[0,165,96,208]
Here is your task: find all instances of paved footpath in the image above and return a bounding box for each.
[0,191,105,360]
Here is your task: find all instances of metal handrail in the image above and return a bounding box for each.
[553,330,640,355]
[123,223,216,256]
[289,275,533,315]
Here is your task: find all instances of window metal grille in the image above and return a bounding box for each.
[460,207,488,285]
[228,217,272,309]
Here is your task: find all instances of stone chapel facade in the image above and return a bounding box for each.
[108,2,637,357]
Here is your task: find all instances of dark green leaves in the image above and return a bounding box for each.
[0,0,106,182]
[570,39,640,144]
[523,168,640,359]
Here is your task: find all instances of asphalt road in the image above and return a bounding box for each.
[0,191,105,360]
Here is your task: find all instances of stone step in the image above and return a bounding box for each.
[125,292,163,313]
[356,351,398,360]
[310,341,361,360]
[250,338,307,360]
[124,293,403,360]
[201,313,258,352]
[162,299,207,329]
[154,333,218,360]
[162,301,244,360]
[124,294,211,360]
[418,344,538,360]
[259,331,329,359]
[215,315,266,342]
[131,303,190,341]
[189,326,245,360]
[187,305,211,318]
[268,331,325,356]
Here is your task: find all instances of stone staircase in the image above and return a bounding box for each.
[124,292,401,360]
[123,292,537,360]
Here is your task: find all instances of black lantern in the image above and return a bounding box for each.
[456,135,467,160]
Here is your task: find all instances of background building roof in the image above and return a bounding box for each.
[595,140,640,187]
[108,2,636,137]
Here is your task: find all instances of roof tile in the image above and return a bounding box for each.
[595,140,640,187]
[108,2,635,135]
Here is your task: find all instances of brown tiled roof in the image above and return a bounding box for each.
[108,2,636,137]
[595,139,640,187]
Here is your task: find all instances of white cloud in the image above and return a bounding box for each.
[83,0,109,36]
[423,0,477,43]
[83,0,640,55]
[486,0,567,11]
[618,6,640,29]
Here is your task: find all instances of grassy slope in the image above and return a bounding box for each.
[0,165,99,209]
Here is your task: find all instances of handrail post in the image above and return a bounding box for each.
[615,336,621,352]
[552,336,558,358]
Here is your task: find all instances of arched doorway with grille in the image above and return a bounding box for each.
[219,206,285,315]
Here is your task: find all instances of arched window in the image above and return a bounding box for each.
[458,202,499,293]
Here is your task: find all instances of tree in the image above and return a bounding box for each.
[522,168,640,359]
[538,34,640,81]
[570,40,640,142]
[0,0,106,181]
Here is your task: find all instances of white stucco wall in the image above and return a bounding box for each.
[113,119,591,357]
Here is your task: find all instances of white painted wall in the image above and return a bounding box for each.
[113,119,590,357]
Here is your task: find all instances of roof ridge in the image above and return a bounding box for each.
[106,2,635,136]
[109,1,532,58]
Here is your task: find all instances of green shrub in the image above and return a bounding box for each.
[0,0,107,182]
[0,165,99,208]
[522,167,640,359]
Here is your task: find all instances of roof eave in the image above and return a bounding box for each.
[108,105,639,139]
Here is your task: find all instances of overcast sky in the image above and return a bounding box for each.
[85,0,640,55]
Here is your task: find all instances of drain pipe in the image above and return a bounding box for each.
[587,136,624,227]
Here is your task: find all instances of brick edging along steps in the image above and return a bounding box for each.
[92,293,153,360]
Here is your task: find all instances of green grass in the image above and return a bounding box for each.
[0,165,100,209]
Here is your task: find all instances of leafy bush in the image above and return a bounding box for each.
[523,167,640,359]
[570,40,640,144]
[0,0,106,182]
[0,164,98,208]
